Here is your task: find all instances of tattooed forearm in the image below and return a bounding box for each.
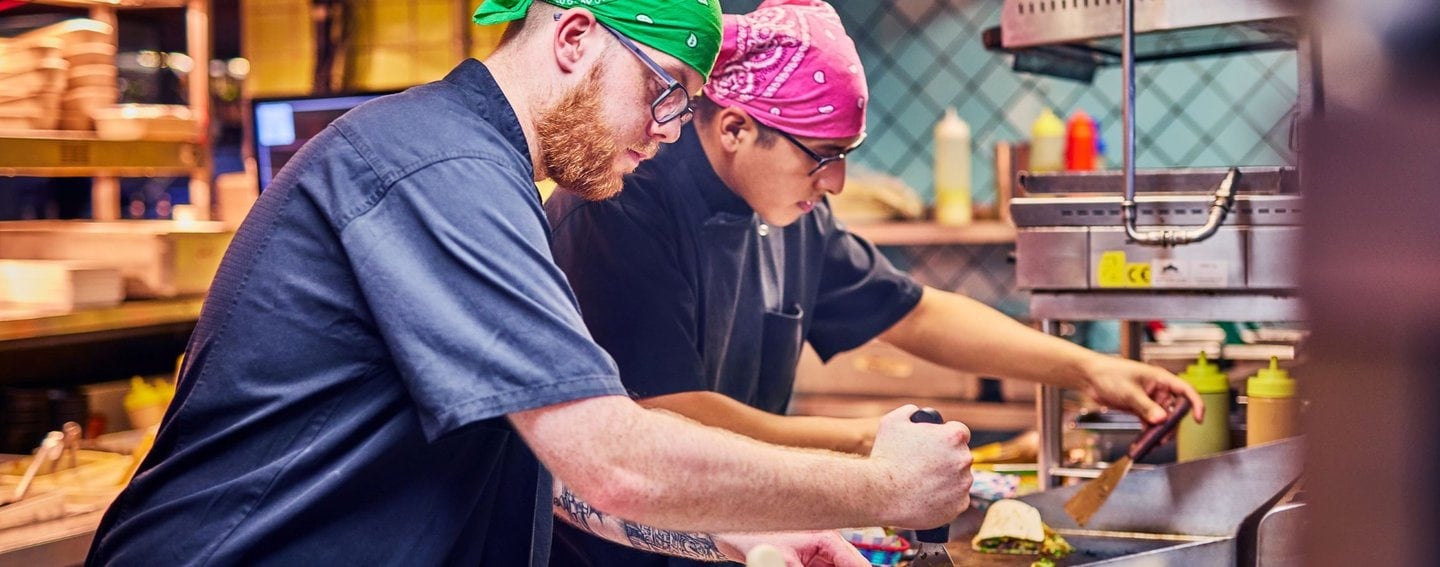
[554,487,606,531]
[622,521,726,561]
[550,482,731,562]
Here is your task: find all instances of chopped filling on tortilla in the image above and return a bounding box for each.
[975,527,1073,559]
[970,499,1076,561]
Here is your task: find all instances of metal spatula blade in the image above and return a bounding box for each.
[1064,455,1133,527]
[1064,398,1192,526]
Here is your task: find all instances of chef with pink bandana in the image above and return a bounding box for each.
[547,3,1202,564]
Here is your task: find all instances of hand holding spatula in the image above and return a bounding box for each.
[1064,398,1193,526]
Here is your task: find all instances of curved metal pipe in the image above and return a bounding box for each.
[1124,168,1239,246]
[1119,0,1235,247]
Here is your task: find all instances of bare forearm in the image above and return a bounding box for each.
[881,287,1102,388]
[512,396,902,533]
[552,481,733,562]
[642,391,877,455]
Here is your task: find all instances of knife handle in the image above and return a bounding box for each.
[909,407,943,425]
[908,407,950,544]
[1127,397,1193,461]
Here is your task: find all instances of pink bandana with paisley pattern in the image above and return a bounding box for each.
[702,0,867,140]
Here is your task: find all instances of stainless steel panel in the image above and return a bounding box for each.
[1030,291,1304,321]
[1020,439,1304,536]
[1011,195,1303,228]
[1019,167,1296,196]
[1017,229,1089,289]
[1090,227,1246,290]
[1255,503,1306,567]
[1249,226,1301,289]
[1000,0,1296,48]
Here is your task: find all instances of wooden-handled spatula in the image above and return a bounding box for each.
[1064,398,1193,526]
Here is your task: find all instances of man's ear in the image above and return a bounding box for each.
[551,9,601,74]
[717,107,756,153]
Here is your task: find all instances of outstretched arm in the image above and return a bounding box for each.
[879,286,1205,424]
[640,391,881,455]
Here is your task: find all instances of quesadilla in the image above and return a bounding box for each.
[971,499,1074,559]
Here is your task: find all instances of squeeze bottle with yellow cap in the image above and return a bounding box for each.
[1029,108,1066,173]
[1177,352,1229,461]
[124,376,167,430]
[933,107,972,226]
[1246,357,1299,446]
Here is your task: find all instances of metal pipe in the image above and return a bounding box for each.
[1125,168,1238,246]
[1117,0,1235,247]
[1038,320,1065,490]
[1121,0,1136,230]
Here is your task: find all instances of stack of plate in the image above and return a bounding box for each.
[14,19,118,131]
[0,38,68,130]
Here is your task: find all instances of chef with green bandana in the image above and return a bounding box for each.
[84,1,974,566]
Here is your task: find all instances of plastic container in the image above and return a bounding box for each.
[16,18,115,48]
[0,38,63,75]
[60,41,116,67]
[123,376,167,430]
[1246,357,1299,446]
[0,220,235,298]
[1065,110,1099,171]
[92,104,198,141]
[67,63,118,89]
[1177,352,1230,461]
[0,57,68,95]
[932,107,973,226]
[1029,107,1066,173]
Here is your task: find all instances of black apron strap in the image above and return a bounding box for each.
[529,465,554,567]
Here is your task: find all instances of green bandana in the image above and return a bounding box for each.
[473,0,723,80]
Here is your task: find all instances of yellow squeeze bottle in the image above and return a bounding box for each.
[1246,357,1300,446]
[933,107,973,226]
[1029,108,1066,173]
[1177,352,1230,461]
[124,376,167,430]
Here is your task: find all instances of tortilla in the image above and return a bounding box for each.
[971,499,1074,559]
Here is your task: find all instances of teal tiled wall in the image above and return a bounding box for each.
[724,0,1298,205]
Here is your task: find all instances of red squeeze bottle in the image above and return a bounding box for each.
[1065,110,1098,171]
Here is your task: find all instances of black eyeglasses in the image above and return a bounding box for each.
[773,127,867,176]
[598,23,694,125]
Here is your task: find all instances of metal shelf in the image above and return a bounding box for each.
[0,132,200,177]
[846,220,1016,246]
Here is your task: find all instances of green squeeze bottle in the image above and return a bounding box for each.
[1177,352,1230,461]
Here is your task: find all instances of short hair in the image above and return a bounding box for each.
[497,2,557,46]
[694,95,778,148]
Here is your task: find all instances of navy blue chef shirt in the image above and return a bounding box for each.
[87,59,626,566]
[545,124,924,567]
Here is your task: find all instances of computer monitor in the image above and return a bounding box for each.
[249,92,393,191]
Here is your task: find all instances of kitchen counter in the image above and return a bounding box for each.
[0,509,102,566]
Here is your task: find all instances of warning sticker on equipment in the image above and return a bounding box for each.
[1098,251,1153,288]
[1150,259,1229,288]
